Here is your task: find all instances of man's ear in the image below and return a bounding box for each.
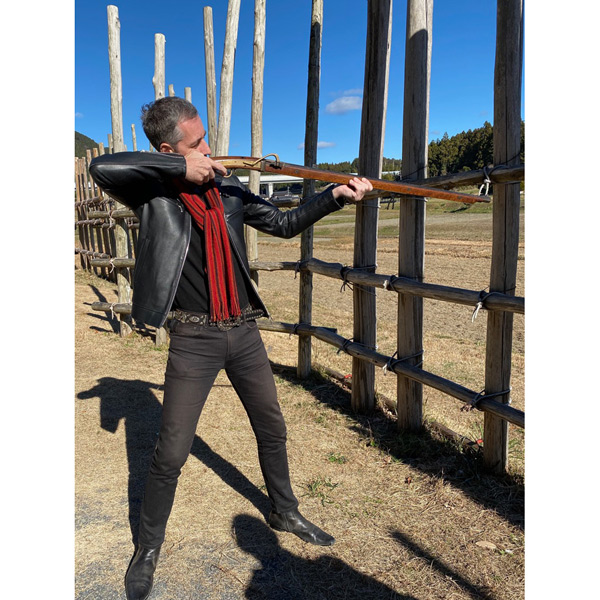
[159,142,175,153]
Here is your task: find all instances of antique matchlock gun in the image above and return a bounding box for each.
[213,154,490,204]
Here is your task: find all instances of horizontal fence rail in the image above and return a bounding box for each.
[249,258,524,315]
[257,319,524,429]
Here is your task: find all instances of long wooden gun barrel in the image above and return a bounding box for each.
[213,154,490,204]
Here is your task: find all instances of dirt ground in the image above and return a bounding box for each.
[75,207,524,599]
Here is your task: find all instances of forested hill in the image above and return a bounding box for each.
[317,120,524,177]
[75,131,100,158]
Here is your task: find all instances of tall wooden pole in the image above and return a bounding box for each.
[153,33,166,100]
[396,0,432,430]
[247,0,266,286]
[131,124,137,151]
[352,0,392,412]
[203,6,218,149]
[483,0,523,473]
[184,87,192,103]
[107,5,133,336]
[152,32,169,344]
[215,0,241,156]
[298,0,323,379]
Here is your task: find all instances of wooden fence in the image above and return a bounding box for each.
[75,0,524,473]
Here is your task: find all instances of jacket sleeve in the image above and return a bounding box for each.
[220,176,346,239]
[88,151,186,209]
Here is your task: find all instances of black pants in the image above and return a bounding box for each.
[137,318,299,549]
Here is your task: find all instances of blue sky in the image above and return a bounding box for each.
[75,0,519,164]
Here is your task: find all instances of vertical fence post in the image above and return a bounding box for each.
[97,142,110,277]
[352,0,392,413]
[203,6,218,149]
[215,0,241,157]
[483,0,523,473]
[92,146,111,280]
[184,87,192,103]
[297,0,323,379]
[131,124,137,151]
[107,5,133,337]
[150,30,169,343]
[396,0,432,431]
[153,33,166,100]
[85,149,100,278]
[247,0,266,286]
[74,158,88,270]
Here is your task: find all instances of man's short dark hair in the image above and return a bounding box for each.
[141,97,198,150]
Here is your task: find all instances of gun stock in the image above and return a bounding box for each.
[213,155,490,204]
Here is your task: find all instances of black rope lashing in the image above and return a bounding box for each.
[336,337,355,355]
[339,266,353,292]
[472,289,492,322]
[479,157,524,188]
[289,322,309,338]
[335,337,378,355]
[339,265,378,294]
[382,350,425,375]
[461,387,512,412]
[293,260,305,279]
[471,288,518,322]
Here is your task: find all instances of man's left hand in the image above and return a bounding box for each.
[331,177,373,204]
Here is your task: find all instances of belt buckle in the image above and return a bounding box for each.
[216,320,235,331]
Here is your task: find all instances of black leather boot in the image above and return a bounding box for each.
[125,545,161,600]
[268,508,335,546]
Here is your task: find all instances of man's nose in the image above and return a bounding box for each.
[200,139,211,155]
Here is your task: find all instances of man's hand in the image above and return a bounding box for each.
[331,177,373,204]
[184,150,228,185]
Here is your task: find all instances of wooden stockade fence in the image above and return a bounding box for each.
[75,1,525,474]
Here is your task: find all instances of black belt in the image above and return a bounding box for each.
[171,306,265,330]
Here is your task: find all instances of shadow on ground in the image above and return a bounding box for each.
[270,365,524,531]
[232,514,416,600]
[77,377,272,547]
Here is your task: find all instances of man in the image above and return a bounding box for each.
[89,96,372,600]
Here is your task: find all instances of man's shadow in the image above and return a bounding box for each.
[77,377,271,545]
[233,514,416,600]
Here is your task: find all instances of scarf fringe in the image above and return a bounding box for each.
[179,184,242,322]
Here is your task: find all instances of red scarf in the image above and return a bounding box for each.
[178,183,241,323]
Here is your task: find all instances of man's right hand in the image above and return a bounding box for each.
[184,150,228,185]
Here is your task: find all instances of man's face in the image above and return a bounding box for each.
[160,115,212,156]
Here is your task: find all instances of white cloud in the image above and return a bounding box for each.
[325,95,362,115]
[297,141,337,150]
[75,112,84,118]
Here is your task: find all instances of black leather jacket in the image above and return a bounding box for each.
[89,151,344,328]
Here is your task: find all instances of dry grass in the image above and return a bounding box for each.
[75,201,524,599]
